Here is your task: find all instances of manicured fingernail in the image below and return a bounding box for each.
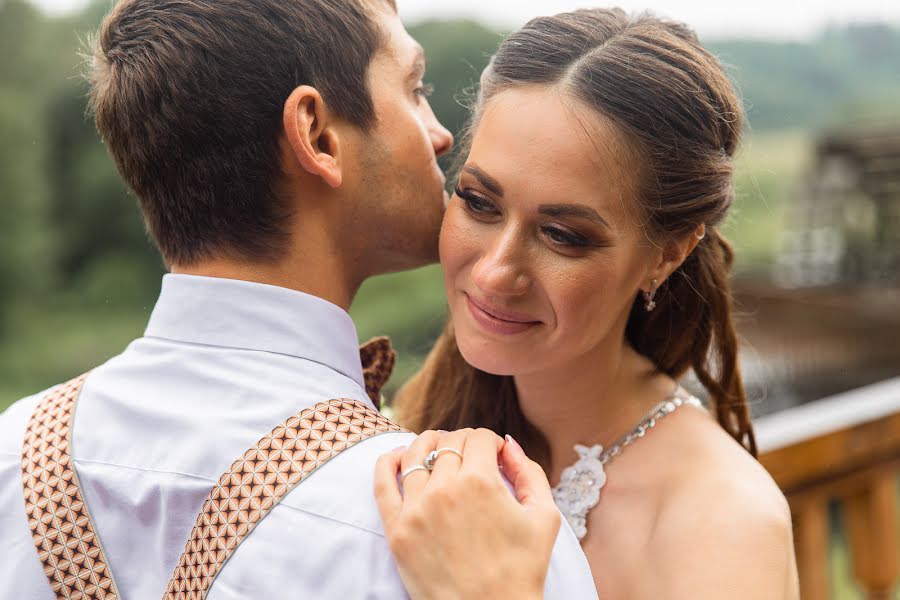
[436,429,449,435]
[505,434,524,454]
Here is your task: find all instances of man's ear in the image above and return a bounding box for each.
[643,224,706,292]
[283,85,343,188]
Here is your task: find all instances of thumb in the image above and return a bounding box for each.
[500,434,554,509]
[374,448,405,525]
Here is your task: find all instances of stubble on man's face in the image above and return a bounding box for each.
[347,9,449,276]
[354,125,443,273]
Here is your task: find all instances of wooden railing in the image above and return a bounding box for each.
[757,377,900,599]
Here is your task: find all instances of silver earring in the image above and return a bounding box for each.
[644,279,659,312]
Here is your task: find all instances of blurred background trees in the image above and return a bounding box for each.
[1,0,899,404]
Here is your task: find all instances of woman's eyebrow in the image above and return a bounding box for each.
[538,204,611,229]
[461,164,504,196]
[461,165,611,228]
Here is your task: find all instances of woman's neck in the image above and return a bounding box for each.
[513,336,669,485]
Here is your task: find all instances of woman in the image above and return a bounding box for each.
[375,8,799,599]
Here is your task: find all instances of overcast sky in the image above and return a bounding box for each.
[29,0,900,40]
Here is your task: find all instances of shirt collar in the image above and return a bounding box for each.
[145,274,365,389]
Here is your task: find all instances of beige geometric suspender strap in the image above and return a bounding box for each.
[21,373,121,600]
[163,397,406,599]
[19,336,398,600]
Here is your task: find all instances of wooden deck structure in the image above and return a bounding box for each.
[757,377,900,598]
[776,126,900,287]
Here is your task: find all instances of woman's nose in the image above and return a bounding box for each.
[470,234,531,298]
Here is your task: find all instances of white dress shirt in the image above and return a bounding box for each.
[0,274,597,599]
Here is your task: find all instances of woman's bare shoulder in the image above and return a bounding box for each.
[658,406,791,532]
[639,409,798,598]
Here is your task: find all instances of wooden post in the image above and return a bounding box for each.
[794,498,830,600]
[843,472,900,600]
[757,379,900,599]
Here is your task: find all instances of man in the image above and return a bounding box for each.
[0,0,597,597]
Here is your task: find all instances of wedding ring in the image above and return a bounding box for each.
[400,464,429,481]
[424,447,464,471]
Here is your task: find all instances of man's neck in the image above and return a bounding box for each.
[172,260,354,311]
[171,200,376,311]
[171,223,365,311]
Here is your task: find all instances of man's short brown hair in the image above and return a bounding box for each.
[89,0,394,266]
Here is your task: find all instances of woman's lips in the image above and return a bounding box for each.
[465,293,541,336]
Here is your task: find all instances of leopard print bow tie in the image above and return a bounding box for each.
[359,336,396,407]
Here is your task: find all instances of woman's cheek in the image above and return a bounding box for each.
[438,207,454,262]
[549,262,614,334]
[439,206,478,282]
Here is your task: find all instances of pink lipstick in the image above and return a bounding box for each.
[465,293,540,336]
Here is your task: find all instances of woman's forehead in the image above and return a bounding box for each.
[467,87,640,218]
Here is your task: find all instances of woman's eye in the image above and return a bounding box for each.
[542,225,590,248]
[455,187,500,216]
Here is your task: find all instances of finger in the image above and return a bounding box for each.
[374,449,404,525]
[426,428,470,484]
[460,428,505,483]
[399,430,441,499]
[500,435,554,510]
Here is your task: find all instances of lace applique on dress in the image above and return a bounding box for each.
[551,386,703,540]
[551,444,607,540]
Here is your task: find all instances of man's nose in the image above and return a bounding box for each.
[427,110,454,158]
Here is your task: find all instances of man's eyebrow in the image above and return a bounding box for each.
[407,44,426,80]
[460,164,504,196]
[538,204,611,229]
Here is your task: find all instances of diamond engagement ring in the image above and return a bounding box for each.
[424,447,464,471]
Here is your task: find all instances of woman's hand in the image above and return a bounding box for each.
[374,428,561,600]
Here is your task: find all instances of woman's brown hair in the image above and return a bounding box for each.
[395,8,757,465]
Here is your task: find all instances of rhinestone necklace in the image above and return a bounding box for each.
[550,386,703,540]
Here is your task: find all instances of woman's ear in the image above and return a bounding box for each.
[644,225,705,291]
[282,85,343,188]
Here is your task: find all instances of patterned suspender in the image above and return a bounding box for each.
[21,373,121,600]
[164,398,404,599]
[21,337,401,600]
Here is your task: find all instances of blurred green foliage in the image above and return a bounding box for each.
[710,24,900,129]
[1,0,899,409]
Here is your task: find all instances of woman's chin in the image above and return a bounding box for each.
[457,339,525,377]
